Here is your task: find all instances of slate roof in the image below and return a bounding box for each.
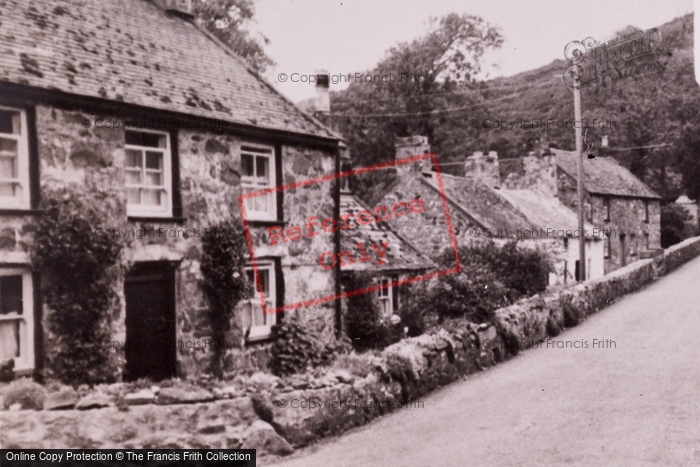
[497,189,600,238]
[552,149,660,199]
[421,173,537,232]
[0,0,338,141]
[339,194,435,273]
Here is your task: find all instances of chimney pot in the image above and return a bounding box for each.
[314,70,330,113]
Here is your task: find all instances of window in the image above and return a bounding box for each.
[241,145,276,220]
[604,234,611,259]
[644,200,649,223]
[0,270,33,370]
[0,107,29,208]
[644,232,649,250]
[630,234,637,256]
[378,277,397,316]
[243,262,277,341]
[563,237,569,249]
[604,197,611,221]
[124,130,172,217]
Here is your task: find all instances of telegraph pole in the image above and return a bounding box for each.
[573,77,586,281]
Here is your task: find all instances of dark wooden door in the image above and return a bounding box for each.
[124,262,176,381]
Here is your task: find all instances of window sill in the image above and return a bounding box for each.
[128,216,187,224]
[0,209,43,216]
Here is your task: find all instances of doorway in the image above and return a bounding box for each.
[620,235,627,267]
[124,262,176,381]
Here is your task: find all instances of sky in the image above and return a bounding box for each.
[252,0,693,103]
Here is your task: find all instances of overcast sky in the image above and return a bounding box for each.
[253,0,693,103]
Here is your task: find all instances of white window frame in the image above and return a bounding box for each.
[241,144,276,221]
[378,277,394,317]
[0,106,30,209]
[0,269,34,371]
[243,262,277,341]
[124,129,172,217]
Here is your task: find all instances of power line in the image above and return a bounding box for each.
[327,77,562,118]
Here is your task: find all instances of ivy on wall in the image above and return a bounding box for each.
[31,191,122,385]
[200,219,251,378]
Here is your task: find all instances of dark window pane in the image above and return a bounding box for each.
[145,152,162,170]
[125,131,165,148]
[256,156,268,183]
[0,110,20,135]
[0,275,22,315]
[241,154,254,177]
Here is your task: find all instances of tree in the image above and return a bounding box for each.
[660,203,693,248]
[193,0,274,73]
[331,14,503,204]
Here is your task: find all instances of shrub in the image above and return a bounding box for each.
[270,315,342,376]
[344,272,399,351]
[32,191,122,385]
[397,283,428,337]
[661,203,694,248]
[1,377,46,410]
[200,219,252,378]
[416,241,551,324]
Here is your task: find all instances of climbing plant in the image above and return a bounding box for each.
[31,190,122,384]
[200,219,251,378]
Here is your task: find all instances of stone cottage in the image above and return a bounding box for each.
[0,0,344,380]
[501,149,662,273]
[377,137,604,285]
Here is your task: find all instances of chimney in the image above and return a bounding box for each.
[153,0,194,19]
[394,136,431,176]
[314,71,330,113]
[464,150,500,188]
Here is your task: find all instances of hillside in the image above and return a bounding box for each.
[327,13,699,205]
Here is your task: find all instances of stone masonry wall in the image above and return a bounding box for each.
[20,105,337,379]
[3,236,699,456]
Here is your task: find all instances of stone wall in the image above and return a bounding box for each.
[662,236,700,274]
[3,235,700,456]
[17,105,337,379]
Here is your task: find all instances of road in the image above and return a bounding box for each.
[272,256,700,467]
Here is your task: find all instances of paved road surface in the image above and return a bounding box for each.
[271,257,700,467]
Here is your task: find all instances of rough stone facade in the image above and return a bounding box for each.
[499,153,661,274]
[7,104,337,380]
[556,169,661,273]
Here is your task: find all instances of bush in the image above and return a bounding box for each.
[344,272,399,351]
[32,191,122,385]
[418,241,551,324]
[270,315,343,376]
[661,203,694,248]
[1,378,46,410]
